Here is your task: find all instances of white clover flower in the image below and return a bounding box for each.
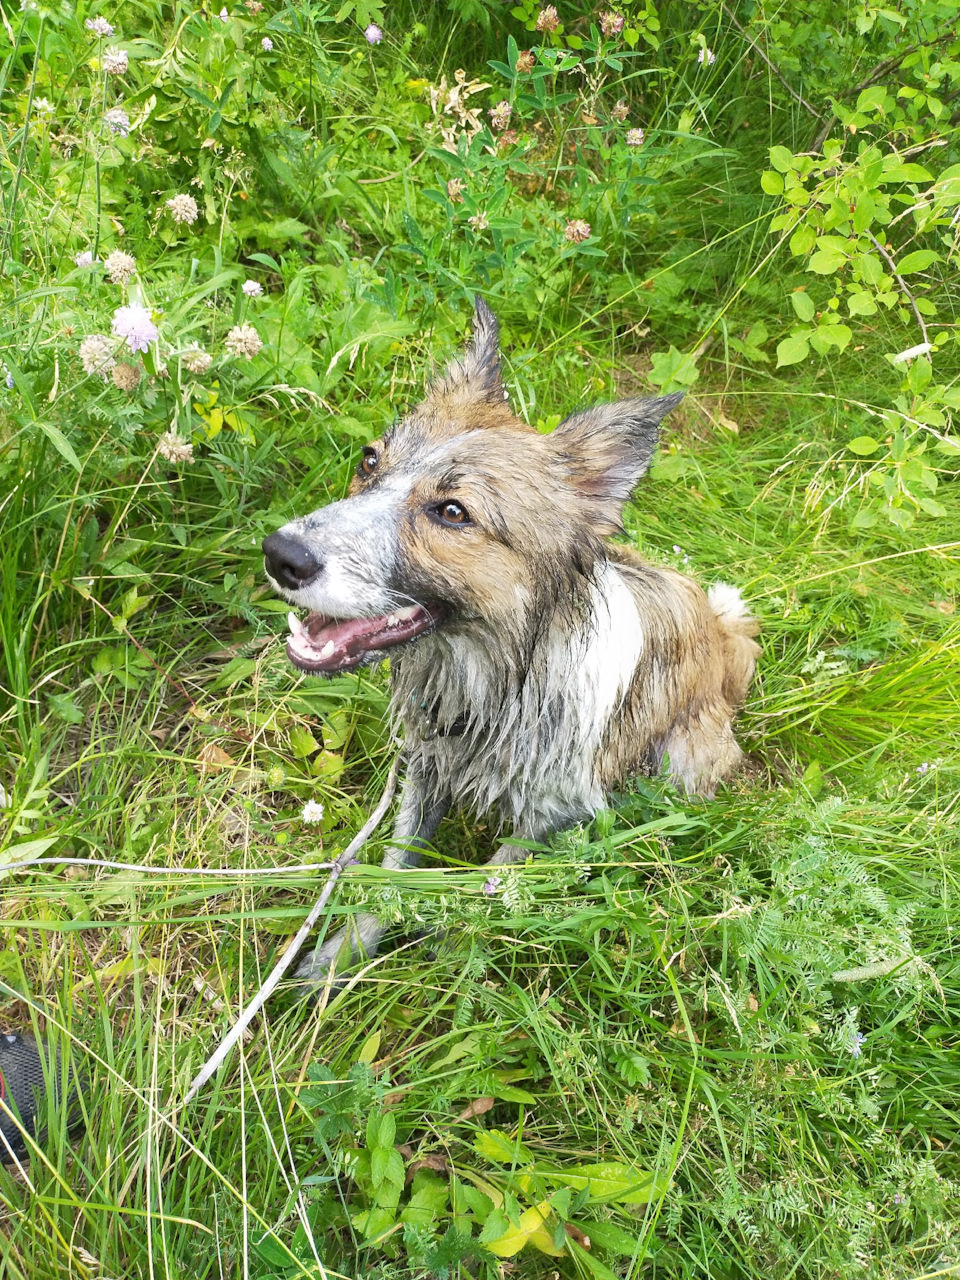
[218,7,229,19]
[242,279,263,297]
[301,800,325,823]
[166,193,199,225]
[79,333,116,379]
[224,323,262,359]
[112,303,158,354]
[697,46,716,65]
[261,36,273,50]
[564,218,591,244]
[102,47,128,74]
[74,250,95,268]
[157,431,194,464]
[104,106,130,136]
[182,346,213,375]
[467,211,489,231]
[104,248,136,284]
[364,22,383,43]
[85,16,115,37]
[626,127,645,146]
[34,97,54,116]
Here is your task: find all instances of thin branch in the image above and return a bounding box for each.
[181,756,401,1106]
[721,3,819,117]
[865,230,931,348]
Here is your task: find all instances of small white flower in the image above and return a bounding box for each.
[468,211,489,231]
[104,248,137,284]
[157,430,194,464]
[79,333,116,379]
[85,16,115,37]
[102,47,128,75]
[697,46,716,65]
[626,127,645,146]
[34,97,54,116]
[104,105,130,136]
[224,323,262,359]
[891,342,933,364]
[242,279,263,297]
[261,36,273,50]
[301,800,325,823]
[166,193,200,225]
[218,7,229,20]
[111,303,158,354]
[74,250,95,268]
[182,346,214,375]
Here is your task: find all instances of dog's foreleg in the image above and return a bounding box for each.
[295,770,447,986]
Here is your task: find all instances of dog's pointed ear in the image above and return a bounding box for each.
[553,393,685,532]
[434,296,507,405]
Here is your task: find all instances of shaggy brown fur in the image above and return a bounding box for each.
[261,298,760,982]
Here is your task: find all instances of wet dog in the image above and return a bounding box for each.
[263,299,759,982]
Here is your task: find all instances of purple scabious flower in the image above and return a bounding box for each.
[261,36,273,50]
[112,304,158,354]
[364,23,383,43]
[242,279,263,296]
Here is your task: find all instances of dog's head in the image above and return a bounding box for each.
[263,298,683,675]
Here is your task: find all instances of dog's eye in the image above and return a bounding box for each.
[359,448,379,476]
[436,501,469,526]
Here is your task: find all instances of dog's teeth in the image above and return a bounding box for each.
[287,612,302,637]
[320,640,335,658]
[397,605,420,621]
[386,615,398,628]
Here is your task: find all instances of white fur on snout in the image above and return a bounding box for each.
[270,477,415,617]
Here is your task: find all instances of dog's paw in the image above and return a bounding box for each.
[294,914,385,990]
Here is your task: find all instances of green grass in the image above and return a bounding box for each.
[3,1,960,1277]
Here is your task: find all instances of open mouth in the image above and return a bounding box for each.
[285,604,444,674]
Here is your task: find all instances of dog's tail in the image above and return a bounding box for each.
[708,583,760,707]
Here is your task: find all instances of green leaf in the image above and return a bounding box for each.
[38,421,82,472]
[776,334,809,367]
[919,497,947,517]
[848,436,881,455]
[850,507,879,530]
[566,1236,621,1280]
[760,170,784,196]
[474,1129,533,1165]
[48,692,84,724]
[769,145,794,173]
[357,1030,381,1063]
[856,85,888,113]
[847,291,877,316]
[0,836,58,867]
[897,250,938,274]
[484,1202,564,1257]
[288,726,319,758]
[790,291,815,322]
[545,1162,666,1204]
[808,248,847,274]
[790,224,816,257]
[648,345,699,393]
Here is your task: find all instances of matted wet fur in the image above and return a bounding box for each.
[262,299,760,983]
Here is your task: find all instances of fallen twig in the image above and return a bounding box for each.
[181,756,400,1105]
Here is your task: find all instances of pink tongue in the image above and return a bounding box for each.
[287,605,441,673]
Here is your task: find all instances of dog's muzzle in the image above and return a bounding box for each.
[262,531,322,591]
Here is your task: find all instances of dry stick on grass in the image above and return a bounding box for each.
[181,756,400,1105]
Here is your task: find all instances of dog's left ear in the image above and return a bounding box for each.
[435,296,507,406]
[553,393,685,532]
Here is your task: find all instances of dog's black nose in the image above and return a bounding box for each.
[262,532,322,590]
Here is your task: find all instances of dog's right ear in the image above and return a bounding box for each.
[553,393,684,533]
[432,296,508,406]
